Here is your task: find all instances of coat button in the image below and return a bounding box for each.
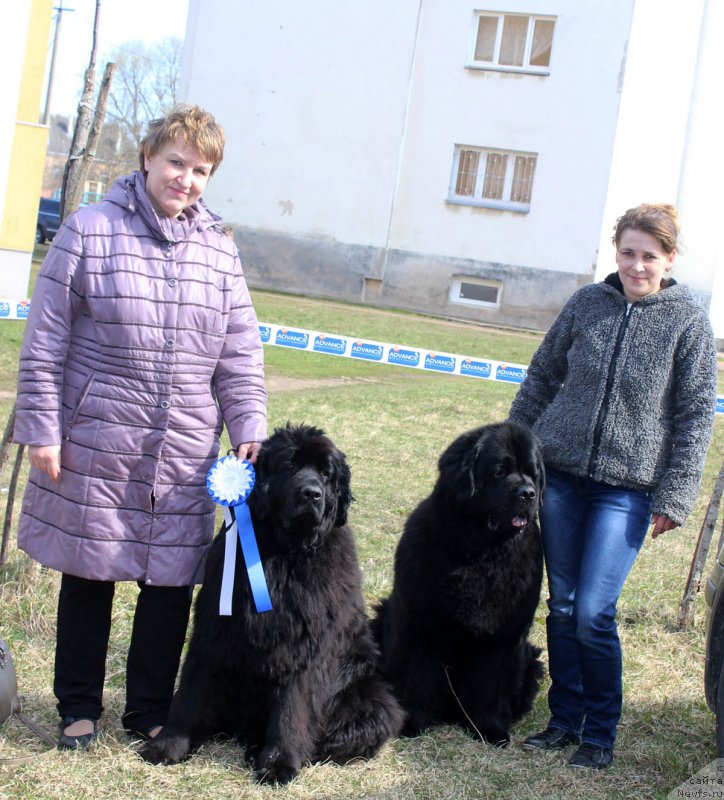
[161,401,170,409]
[166,339,175,348]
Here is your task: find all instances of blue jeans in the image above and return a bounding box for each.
[539,467,653,749]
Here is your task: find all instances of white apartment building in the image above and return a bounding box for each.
[181,0,723,336]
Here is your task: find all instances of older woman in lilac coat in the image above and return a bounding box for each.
[14,105,267,749]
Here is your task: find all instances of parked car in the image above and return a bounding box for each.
[36,197,61,244]
[705,541,724,755]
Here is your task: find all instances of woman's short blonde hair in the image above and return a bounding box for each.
[139,104,225,175]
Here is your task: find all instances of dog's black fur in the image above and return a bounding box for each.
[140,423,403,784]
[373,422,545,745]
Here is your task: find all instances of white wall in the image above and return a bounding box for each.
[593,0,723,337]
[674,0,724,338]
[388,0,634,276]
[181,0,722,334]
[183,0,421,246]
[594,1,704,276]
[188,0,634,277]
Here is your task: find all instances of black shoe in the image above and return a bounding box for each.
[125,724,163,743]
[567,742,614,770]
[521,726,580,751]
[58,717,97,750]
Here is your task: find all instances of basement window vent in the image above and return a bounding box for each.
[450,277,502,308]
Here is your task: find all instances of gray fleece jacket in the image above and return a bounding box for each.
[509,273,717,525]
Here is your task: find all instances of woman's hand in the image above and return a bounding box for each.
[27,445,62,483]
[235,442,261,464]
[651,513,678,539]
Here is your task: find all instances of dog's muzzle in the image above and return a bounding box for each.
[291,468,326,519]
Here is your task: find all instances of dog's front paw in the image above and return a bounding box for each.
[401,707,432,738]
[243,743,260,768]
[138,733,191,765]
[478,727,510,747]
[255,744,301,785]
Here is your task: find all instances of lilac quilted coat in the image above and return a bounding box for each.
[13,172,267,586]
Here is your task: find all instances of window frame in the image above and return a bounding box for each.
[466,11,556,75]
[449,276,502,309]
[447,145,537,213]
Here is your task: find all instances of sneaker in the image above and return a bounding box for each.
[567,742,614,770]
[58,717,97,750]
[521,726,580,751]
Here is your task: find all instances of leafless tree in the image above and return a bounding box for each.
[104,37,182,176]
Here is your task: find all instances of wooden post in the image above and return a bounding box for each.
[60,0,103,219]
[61,60,115,218]
[678,460,724,628]
[0,404,16,471]
[0,445,25,566]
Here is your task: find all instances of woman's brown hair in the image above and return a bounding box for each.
[139,104,225,175]
[612,203,680,255]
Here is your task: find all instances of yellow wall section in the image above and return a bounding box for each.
[18,0,53,123]
[0,0,52,252]
[0,124,49,250]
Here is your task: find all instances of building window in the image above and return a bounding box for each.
[467,12,555,74]
[449,146,537,212]
[450,276,502,308]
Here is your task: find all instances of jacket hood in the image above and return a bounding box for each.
[602,271,693,306]
[105,170,223,242]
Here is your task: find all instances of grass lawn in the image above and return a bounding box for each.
[1,273,723,799]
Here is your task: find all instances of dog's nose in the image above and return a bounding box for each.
[518,486,536,505]
[301,485,323,503]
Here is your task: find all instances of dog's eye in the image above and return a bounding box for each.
[494,464,507,478]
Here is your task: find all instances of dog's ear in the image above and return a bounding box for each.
[334,454,354,527]
[438,431,483,501]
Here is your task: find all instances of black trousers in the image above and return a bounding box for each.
[54,573,191,732]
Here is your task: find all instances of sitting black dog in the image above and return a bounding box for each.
[140,423,403,784]
[373,422,545,745]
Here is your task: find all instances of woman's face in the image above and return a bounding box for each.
[144,138,214,218]
[615,228,675,303]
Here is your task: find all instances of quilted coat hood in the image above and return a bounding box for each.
[105,170,222,241]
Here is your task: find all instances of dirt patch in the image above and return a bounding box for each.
[265,374,382,393]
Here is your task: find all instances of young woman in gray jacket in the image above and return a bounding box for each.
[509,204,717,769]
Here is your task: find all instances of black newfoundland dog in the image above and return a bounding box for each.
[140,423,403,784]
[373,421,545,746]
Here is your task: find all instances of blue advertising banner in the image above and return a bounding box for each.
[1,301,721,413]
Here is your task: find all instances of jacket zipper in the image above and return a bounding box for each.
[587,303,634,477]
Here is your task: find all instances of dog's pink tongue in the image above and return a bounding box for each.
[512,515,528,528]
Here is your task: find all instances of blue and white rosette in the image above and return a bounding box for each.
[207,456,272,615]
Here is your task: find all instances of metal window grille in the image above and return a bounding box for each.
[482,153,508,200]
[455,149,480,197]
[511,155,537,203]
[450,146,537,209]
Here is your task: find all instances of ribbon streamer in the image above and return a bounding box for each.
[207,457,272,615]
